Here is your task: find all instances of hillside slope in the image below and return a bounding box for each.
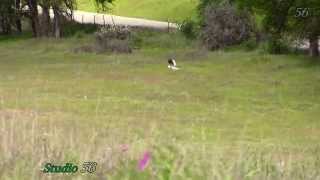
[77,0,198,22]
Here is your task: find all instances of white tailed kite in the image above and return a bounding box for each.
[168,58,180,70]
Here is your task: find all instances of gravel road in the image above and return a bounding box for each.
[72,10,178,30]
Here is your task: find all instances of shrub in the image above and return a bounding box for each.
[242,38,258,51]
[179,19,199,39]
[266,37,290,54]
[94,26,132,53]
[201,4,254,50]
[62,21,99,37]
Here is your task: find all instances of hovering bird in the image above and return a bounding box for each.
[168,58,180,70]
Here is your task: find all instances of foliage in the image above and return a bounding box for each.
[179,19,199,39]
[197,0,320,56]
[0,0,16,34]
[198,0,228,16]
[241,38,258,51]
[62,21,99,37]
[94,0,114,12]
[238,0,320,56]
[266,37,291,54]
[0,0,114,38]
[287,0,320,57]
[201,4,254,50]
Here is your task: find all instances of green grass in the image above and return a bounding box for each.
[0,33,320,179]
[76,0,199,22]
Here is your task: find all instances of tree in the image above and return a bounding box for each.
[236,0,295,54]
[49,0,113,38]
[201,3,253,50]
[288,0,320,57]
[16,0,22,33]
[237,0,319,57]
[39,0,51,36]
[0,0,14,34]
[27,0,41,37]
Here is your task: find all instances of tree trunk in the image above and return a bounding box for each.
[15,0,22,33]
[41,5,51,37]
[28,0,40,37]
[0,15,5,34]
[1,15,11,34]
[6,17,11,34]
[269,33,282,54]
[309,35,319,57]
[16,18,22,33]
[53,7,61,38]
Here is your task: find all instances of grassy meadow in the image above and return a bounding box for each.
[0,31,320,179]
[76,0,199,22]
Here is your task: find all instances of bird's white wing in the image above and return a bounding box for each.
[172,59,177,67]
[171,66,179,70]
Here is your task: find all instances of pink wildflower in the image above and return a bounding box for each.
[138,151,151,171]
[120,144,129,152]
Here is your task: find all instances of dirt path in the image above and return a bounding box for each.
[72,10,178,30]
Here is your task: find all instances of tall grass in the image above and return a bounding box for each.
[1,109,320,180]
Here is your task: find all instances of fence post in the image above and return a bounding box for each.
[103,15,105,26]
[94,15,96,25]
[167,19,170,33]
[82,15,84,24]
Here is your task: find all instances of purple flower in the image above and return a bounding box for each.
[138,151,151,171]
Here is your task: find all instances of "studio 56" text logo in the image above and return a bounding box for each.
[43,162,97,174]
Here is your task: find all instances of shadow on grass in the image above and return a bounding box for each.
[0,32,33,43]
[0,20,99,42]
[62,21,99,38]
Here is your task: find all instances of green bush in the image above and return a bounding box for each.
[62,21,99,37]
[266,38,290,54]
[242,38,258,51]
[179,19,199,39]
